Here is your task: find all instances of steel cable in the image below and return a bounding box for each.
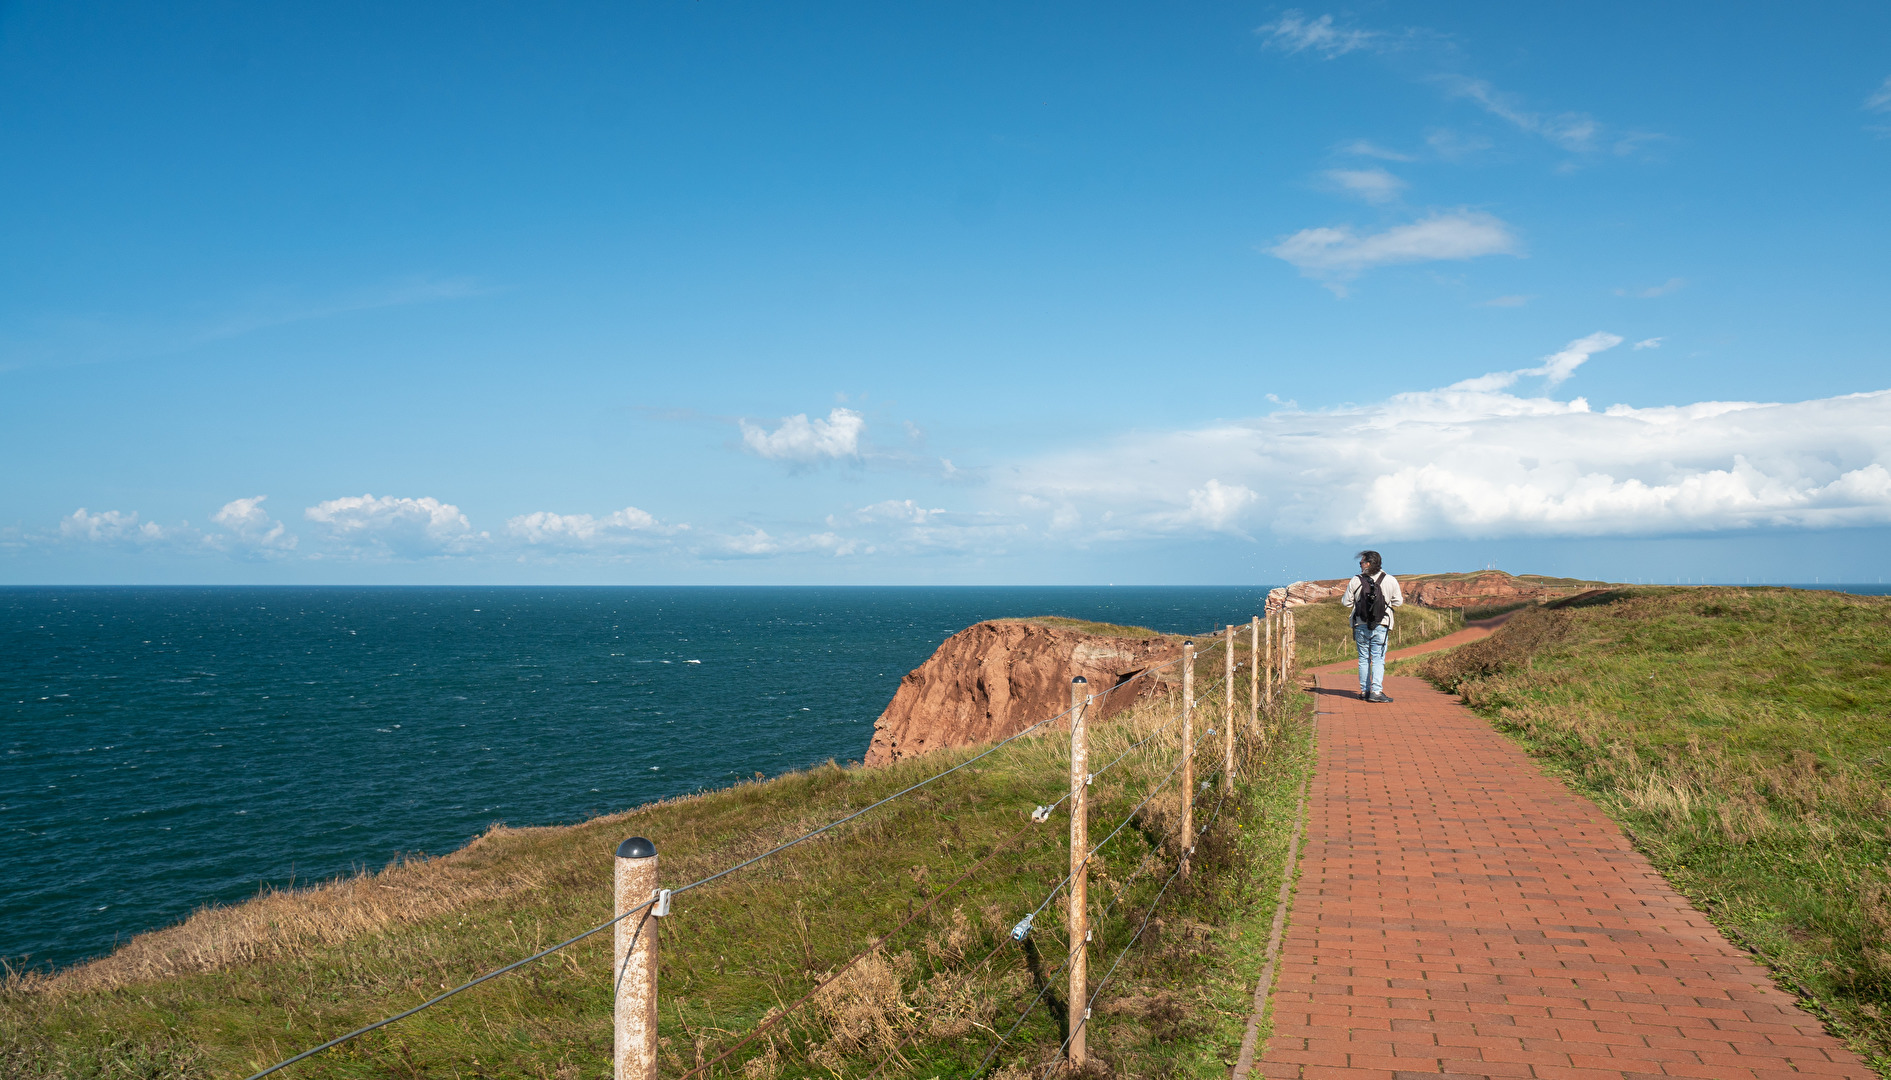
[673,816,1045,1080]
[1044,785,1236,1074]
[244,692,1091,1078]
[240,627,1250,1079]
[971,777,1218,1079]
[242,895,657,1080]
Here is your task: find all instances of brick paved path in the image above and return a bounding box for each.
[1253,671,1875,1079]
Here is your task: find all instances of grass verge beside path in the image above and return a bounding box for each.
[1414,587,1891,1077]
[2,677,1316,1080]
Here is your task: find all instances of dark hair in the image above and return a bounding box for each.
[1356,550,1382,572]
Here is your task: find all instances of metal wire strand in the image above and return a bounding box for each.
[239,624,1251,1079]
[243,692,1091,1078]
[974,775,1225,1080]
[1033,701,1184,820]
[1047,786,1237,1073]
[242,895,656,1080]
[673,816,1045,1080]
[969,780,1214,1080]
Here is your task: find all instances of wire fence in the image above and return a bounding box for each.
[242,610,1302,1080]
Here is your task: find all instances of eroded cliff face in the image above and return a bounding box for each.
[864,620,1182,767]
[1265,570,1596,611]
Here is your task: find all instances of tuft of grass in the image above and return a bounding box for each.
[1417,587,1891,1076]
[1011,616,1168,639]
[1,666,1317,1080]
[1459,599,1541,621]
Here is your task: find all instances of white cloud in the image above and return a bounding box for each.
[739,407,865,464]
[304,494,483,557]
[1634,337,1664,350]
[1268,210,1521,292]
[828,499,1025,554]
[506,506,678,549]
[1479,295,1532,308]
[1322,168,1407,204]
[1450,332,1623,391]
[1337,139,1415,161]
[849,499,946,525]
[1616,278,1685,299]
[1424,129,1494,161]
[995,339,1891,542]
[59,508,172,545]
[707,527,869,559]
[210,495,296,552]
[1437,76,1599,151]
[1180,480,1259,532]
[1866,76,1891,112]
[1255,10,1379,57]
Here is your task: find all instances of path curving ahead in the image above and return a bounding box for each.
[1247,667,1875,1079]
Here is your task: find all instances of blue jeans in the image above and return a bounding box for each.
[1353,620,1389,696]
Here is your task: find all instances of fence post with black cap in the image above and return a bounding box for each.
[614,837,662,1080]
[1067,676,1090,1067]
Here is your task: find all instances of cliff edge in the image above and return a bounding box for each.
[864,619,1182,767]
[1266,569,1607,611]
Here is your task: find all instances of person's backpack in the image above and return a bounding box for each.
[1353,571,1387,626]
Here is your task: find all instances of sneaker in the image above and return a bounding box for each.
[1368,692,1394,703]
[1358,690,1370,701]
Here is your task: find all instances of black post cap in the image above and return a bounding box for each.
[1071,675,1087,684]
[616,836,657,859]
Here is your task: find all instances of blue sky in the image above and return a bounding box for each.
[3,2,1889,585]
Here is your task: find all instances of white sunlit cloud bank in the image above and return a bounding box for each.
[21,335,1891,574]
[1000,335,1891,544]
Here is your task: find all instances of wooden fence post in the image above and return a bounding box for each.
[1249,615,1260,741]
[1067,676,1090,1067]
[1222,624,1235,793]
[1284,608,1296,684]
[614,837,660,1080]
[1180,640,1194,877]
[1264,609,1274,713]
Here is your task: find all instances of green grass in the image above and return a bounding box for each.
[1415,587,1891,1076]
[1459,599,1541,621]
[1014,616,1168,639]
[2,673,1317,1080]
[1286,601,1464,669]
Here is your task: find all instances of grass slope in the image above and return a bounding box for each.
[1013,617,1171,639]
[1286,601,1464,670]
[3,652,1315,1080]
[1415,587,1891,1076]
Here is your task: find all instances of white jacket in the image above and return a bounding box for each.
[1341,572,1404,627]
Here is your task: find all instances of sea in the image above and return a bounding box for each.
[1,586,1274,971]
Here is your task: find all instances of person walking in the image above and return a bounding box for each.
[1342,550,1403,703]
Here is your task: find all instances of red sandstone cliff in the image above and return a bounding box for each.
[864,620,1183,767]
[1265,570,1604,611]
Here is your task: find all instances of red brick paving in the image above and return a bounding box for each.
[1253,670,1875,1079]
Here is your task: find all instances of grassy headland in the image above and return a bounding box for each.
[1414,587,1891,1074]
[1285,600,1464,668]
[3,642,1314,1080]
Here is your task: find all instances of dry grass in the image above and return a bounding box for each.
[2,661,1318,1080]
